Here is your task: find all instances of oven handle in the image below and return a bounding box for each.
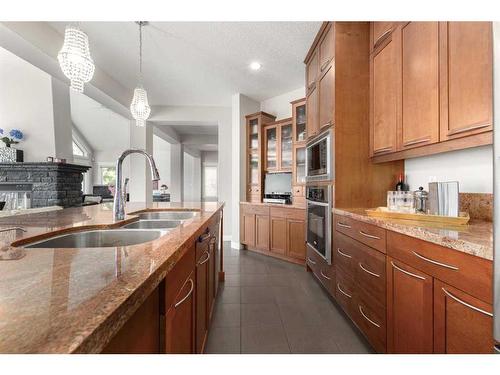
[306,199,330,207]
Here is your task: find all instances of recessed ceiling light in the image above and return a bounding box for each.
[250,62,262,71]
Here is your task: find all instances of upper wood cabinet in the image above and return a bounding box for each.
[306,84,319,138]
[371,31,398,156]
[245,112,276,202]
[439,22,493,140]
[401,22,440,150]
[319,23,335,71]
[318,64,335,130]
[306,49,319,93]
[264,118,293,172]
[370,21,493,162]
[292,98,307,143]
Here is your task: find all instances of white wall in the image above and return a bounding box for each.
[183,152,202,202]
[260,87,305,120]
[405,145,493,193]
[202,151,218,164]
[51,77,73,162]
[0,46,56,162]
[153,135,172,190]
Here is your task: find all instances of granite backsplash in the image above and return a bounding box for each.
[460,193,492,221]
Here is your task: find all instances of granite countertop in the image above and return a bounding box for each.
[0,201,224,353]
[240,201,306,209]
[334,208,493,261]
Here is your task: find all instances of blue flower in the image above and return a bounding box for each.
[9,129,23,140]
[0,128,3,135]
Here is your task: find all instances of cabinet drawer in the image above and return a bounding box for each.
[270,207,305,220]
[335,215,387,253]
[333,232,359,277]
[306,245,320,274]
[240,204,269,216]
[387,231,493,304]
[354,289,387,353]
[316,262,335,295]
[355,240,386,307]
[335,269,355,315]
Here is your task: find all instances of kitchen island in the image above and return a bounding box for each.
[0,201,224,353]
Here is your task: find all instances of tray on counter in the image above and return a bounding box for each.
[365,207,470,225]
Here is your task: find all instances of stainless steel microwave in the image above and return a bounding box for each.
[306,129,333,182]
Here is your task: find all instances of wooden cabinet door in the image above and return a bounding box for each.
[434,280,493,353]
[286,218,305,260]
[264,125,278,171]
[306,49,319,94]
[318,64,334,130]
[371,33,398,155]
[270,216,286,255]
[319,23,334,72]
[440,22,493,140]
[387,257,433,353]
[255,214,269,251]
[195,250,210,353]
[165,275,195,354]
[306,84,319,139]
[240,213,255,247]
[401,22,439,149]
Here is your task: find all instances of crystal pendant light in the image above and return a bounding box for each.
[130,22,151,127]
[58,25,95,93]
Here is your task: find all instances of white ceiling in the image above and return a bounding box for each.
[169,124,218,136]
[70,91,130,152]
[49,22,321,107]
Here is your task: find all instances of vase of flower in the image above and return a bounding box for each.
[0,128,24,162]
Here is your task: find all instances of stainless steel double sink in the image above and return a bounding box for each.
[23,210,199,249]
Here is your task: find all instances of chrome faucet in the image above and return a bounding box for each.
[113,149,160,221]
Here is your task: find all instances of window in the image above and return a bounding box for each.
[202,165,217,201]
[100,166,116,186]
[72,139,87,157]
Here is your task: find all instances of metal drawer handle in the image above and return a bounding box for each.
[337,248,352,259]
[174,279,194,308]
[321,121,332,128]
[0,227,26,233]
[448,122,490,136]
[307,257,316,265]
[359,263,380,278]
[391,261,426,280]
[373,146,393,154]
[198,251,210,265]
[359,230,381,240]
[320,269,331,280]
[412,251,459,271]
[442,288,492,317]
[373,28,392,49]
[320,58,332,72]
[358,305,381,328]
[198,231,212,243]
[337,222,351,229]
[337,283,352,299]
[403,137,430,147]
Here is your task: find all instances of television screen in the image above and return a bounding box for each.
[264,173,292,195]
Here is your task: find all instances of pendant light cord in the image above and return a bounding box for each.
[139,22,143,82]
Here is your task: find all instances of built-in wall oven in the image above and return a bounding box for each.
[306,129,333,182]
[306,185,332,264]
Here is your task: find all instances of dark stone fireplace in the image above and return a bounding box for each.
[0,162,91,208]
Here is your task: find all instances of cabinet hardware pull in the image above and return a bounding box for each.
[358,305,381,328]
[373,28,392,49]
[337,283,352,298]
[174,279,194,308]
[198,232,212,243]
[391,261,425,280]
[441,288,492,317]
[307,256,317,265]
[373,146,393,154]
[320,269,331,280]
[337,222,351,229]
[337,248,352,258]
[359,230,380,240]
[412,251,459,271]
[0,227,26,233]
[198,251,211,265]
[321,121,332,128]
[403,137,430,147]
[448,122,490,136]
[359,263,380,278]
[320,58,332,72]
[307,82,315,91]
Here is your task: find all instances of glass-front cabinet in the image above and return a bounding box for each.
[280,123,293,170]
[265,126,278,170]
[294,103,307,142]
[294,146,306,185]
[248,118,259,151]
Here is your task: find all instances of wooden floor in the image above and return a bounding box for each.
[205,242,373,354]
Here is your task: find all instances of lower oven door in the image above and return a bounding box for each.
[306,200,332,264]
